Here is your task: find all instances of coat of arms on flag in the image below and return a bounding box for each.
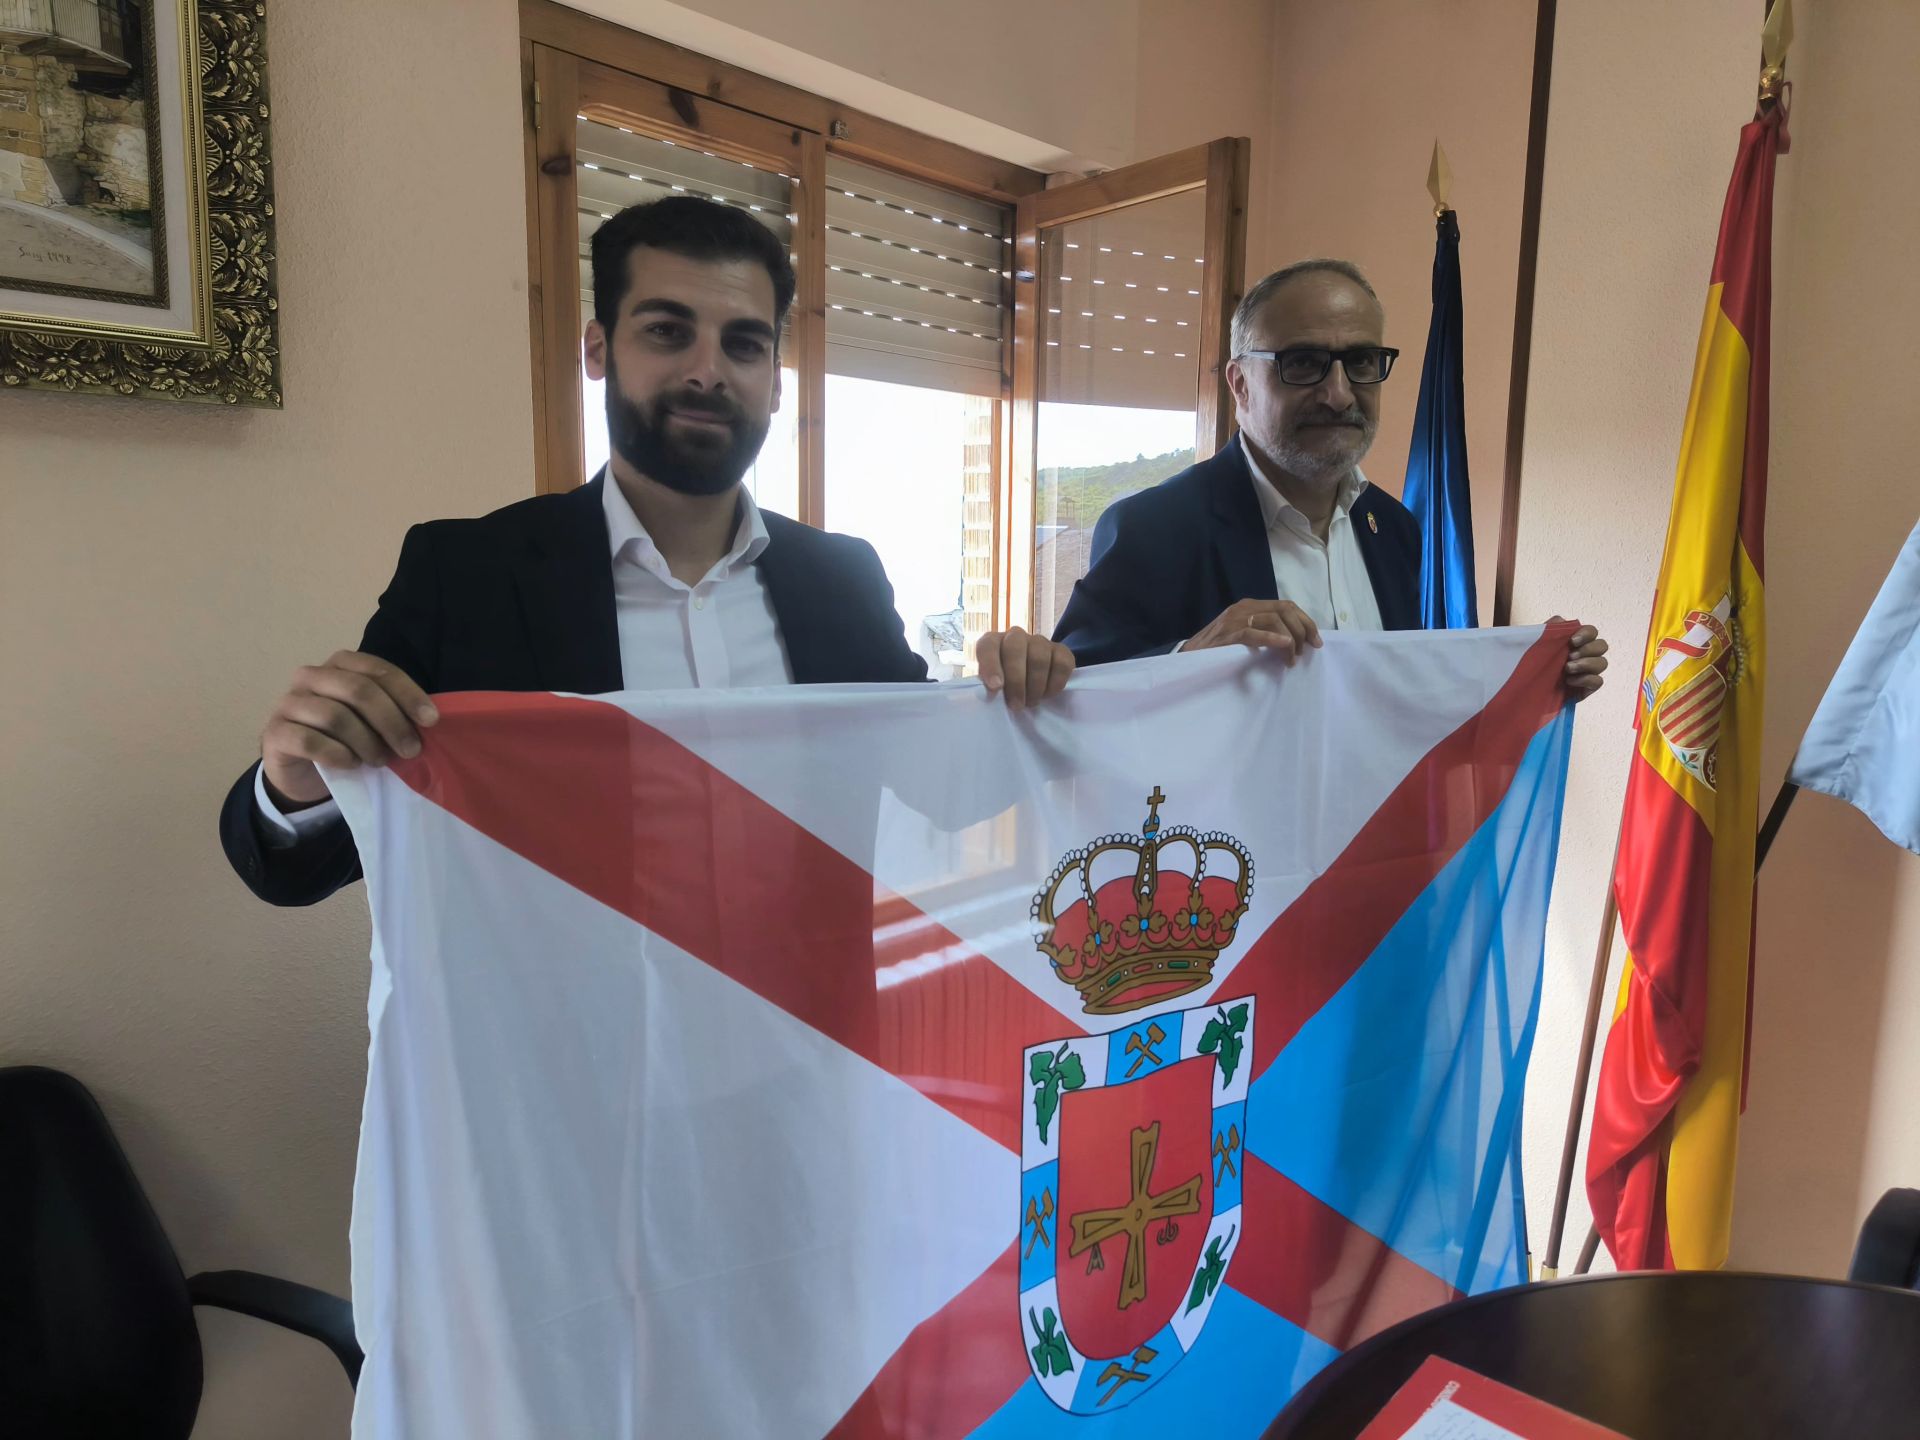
[1020,788,1254,1410]
[1642,595,1745,790]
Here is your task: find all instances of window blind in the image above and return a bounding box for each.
[573,116,794,334]
[824,156,1009,397]
[1036,186,1207,413]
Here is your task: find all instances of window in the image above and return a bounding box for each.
[1007,142,1249,633]
[523,3,1247,643]
[1030,186,1208,635]
[821,157,1009,674]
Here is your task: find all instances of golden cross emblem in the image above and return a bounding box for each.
[1212,1123,1241,1184]
[1068,1122,1203,1310]
[1024,1187,1055,1257]
[1123,1022,1167,1078]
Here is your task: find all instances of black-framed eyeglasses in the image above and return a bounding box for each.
[1237,346,1400,386]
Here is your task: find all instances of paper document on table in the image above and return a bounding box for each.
[1397,1394,1525,1439]
[1355,1358,1630,1440]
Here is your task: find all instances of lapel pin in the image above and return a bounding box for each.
[1367,511,1378,534]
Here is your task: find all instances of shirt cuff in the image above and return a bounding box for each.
[253,763,341,849]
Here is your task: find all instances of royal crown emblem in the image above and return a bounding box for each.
[1032,788,1255,1016]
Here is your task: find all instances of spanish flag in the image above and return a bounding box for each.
[1584,83,1788,1268]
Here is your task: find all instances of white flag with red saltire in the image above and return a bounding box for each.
[328,628,1577,1438]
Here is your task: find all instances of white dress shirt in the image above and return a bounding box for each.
[256,474,793,843]
[599,471,794,692]
[1240,434,1384,634]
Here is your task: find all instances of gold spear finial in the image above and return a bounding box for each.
[1761,0,1793,68]
[1759,0,1793,108]
[1427,140,1453,218]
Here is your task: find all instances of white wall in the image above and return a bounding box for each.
[569,0,1143,170]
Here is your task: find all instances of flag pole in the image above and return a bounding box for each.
[1540,821,1623,1277]
[1755,779,1799,869]
[1574,1222,1602,1273]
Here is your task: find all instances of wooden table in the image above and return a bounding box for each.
[1264,1271,1920,1439]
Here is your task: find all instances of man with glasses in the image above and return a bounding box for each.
[1052,259,1608,697]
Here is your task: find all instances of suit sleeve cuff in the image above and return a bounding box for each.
[253,764,341,850]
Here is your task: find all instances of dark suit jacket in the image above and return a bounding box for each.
[220,476,927,907]
[1051,438,1423,666]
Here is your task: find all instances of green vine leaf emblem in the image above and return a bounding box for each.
[1029,1305,1073,1376]
[1185,1226,1237,1314]
[1030,1043,1086,1144]
[1196,1003,1250,1086]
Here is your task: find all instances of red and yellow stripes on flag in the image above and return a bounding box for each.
[1585,108,1784,1271]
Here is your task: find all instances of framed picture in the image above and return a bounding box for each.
[0,0,281,406]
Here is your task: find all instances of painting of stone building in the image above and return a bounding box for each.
[0,0,162,304]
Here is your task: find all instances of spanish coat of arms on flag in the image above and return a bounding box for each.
[327,629,1576,1438]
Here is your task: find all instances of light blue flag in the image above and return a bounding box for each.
[1788,520,1920,853]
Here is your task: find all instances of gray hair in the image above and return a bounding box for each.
[1230,259,1379,358]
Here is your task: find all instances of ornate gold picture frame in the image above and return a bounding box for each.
[0,0,280,407]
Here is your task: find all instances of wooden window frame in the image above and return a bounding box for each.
[520,0,1043,569]
[520,0,1246,643]
[528,50,813,511]
[1005,139,1250,630]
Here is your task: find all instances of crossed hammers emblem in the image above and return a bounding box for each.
[1212,1123,1241,1183]
[1024,1187,1055,1257]
[1123,1022,1167,1078]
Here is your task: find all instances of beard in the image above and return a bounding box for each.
[604,360,770,497]
[1268,402,1377,486]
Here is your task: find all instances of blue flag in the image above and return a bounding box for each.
[1789,520,1920,853]
[1402,209,1479,628]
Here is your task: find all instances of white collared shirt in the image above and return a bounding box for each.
[599,470,793,692]
[1240,434,1384,634]
[255,472,792,842]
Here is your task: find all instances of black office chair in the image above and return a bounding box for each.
[1848,1187,1920,1290]
[0,1066,361,1439]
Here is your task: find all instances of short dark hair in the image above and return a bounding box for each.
[590,195,796,339]
[1231,259,1379,357]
